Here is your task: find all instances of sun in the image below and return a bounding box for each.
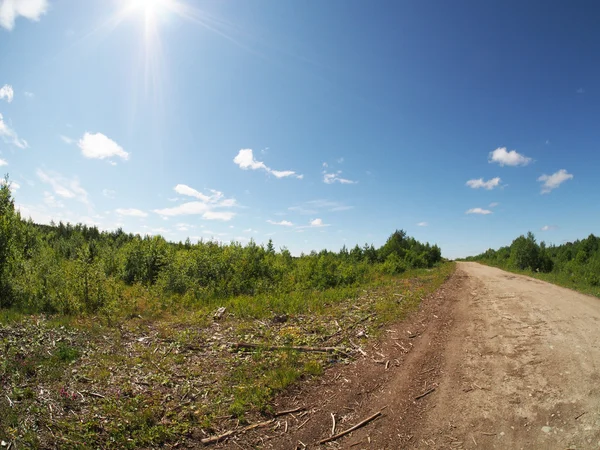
[124,0,178,24]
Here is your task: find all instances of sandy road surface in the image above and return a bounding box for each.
[220,263,600,449]
[420,262,600,450]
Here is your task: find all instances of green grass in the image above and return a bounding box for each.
[0,262,455,449]
[473,261,600,299]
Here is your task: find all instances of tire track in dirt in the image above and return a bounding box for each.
[213,263,600,449]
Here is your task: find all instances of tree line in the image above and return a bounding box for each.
[465,231,600,289]
[0,180,442,315]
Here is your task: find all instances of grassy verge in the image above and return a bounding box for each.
[0,262,454,449]
[473,261,600,299]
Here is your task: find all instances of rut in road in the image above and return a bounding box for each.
[213,263,600,449]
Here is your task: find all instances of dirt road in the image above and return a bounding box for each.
[223,263,600,449]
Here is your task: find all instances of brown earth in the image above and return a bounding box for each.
[213,262,600,449]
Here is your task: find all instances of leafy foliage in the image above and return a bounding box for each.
[0,180,444,317]
[466,231,600,296]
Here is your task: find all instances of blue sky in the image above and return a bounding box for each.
[0,0,598,258]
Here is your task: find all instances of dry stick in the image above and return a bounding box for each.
[419,367,435,375]
[233,343,349,357]
[81,391,105,399]
[318,411,382,445]
[331,413,336,436]
[414,387,436,401]
[274,406,305,417]
[297,417,311,430]
[201,419,275,445]
[575,411,587,420]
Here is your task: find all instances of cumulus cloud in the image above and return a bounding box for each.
[323,171,356,184]
[233,149,302,179]
[267,219,293,226]
[538,169,573,194]
[541,225,557,231]
[309,218,329,227]
[417,222,428,227]
[488,147,532,167]
[466,208,492,215]
[116,208,148,218]
[36,169,89,204]
[0,0,49,30]
[466,177,501,190]
[0,158,7,166]
[0,113,27,148]
[154,184,236,221]
[78,132,129,162]
[0,84,13,102]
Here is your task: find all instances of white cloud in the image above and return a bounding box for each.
[59,135,74,145]
[36,169,89,204]
[489,202,499,208]
[289,199,353,215]
[155,185,236,220]
[323,171,356,184]
[488,147,532,167]
[174,184,225,203]
[466,177,501,190]
[233,149,302,179]
[541,225,557,231]
[24,91,34,98]
[43,191,64,208]
[102,188,116,199]
[538,169,573,194]
[116,208,148,218]
[417,222,428,227]
[0,158,7,166]
[0,84,13,102]
[310,218,329,227]
[466,208,492,215]
[203,211,235,221]
[267,219,293,226]
[0,113,27,148]
[0,0,49,30]
[78,132,129,162]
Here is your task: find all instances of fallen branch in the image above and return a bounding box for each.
[274,406,305,417]
[81,391,105,399]
[201,419,275,445]
[414,388,436,401]
[233,343,349,357]
[318,411,382,445]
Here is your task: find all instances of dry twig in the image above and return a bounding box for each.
[201,419,275,445]
[318,411,382,445]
